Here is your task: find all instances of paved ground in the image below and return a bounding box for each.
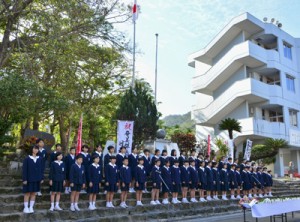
[168,211,300,222]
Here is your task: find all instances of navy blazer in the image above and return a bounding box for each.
[49,161,65,182]
[49,152,64,167]
[22,156,44,182]
[169,156,177,167]
[220,169,229,184]
[229,169,237,185]
[241,170,250,185]
[87,164,102,184]
[189,166,199,184]
[81,153,91,172]
[180,166,190,184]
[171,166,181,184]
[92,151,103,168]
[218,161,224,171]
[161,166,172,185]
[198,167,207,185]
[119,166,132,184]
[142,155,151,174]
[205,167,213,184]
[116,153,126,169]
[212,168,220,183]
[104,153,111,168]
[135,165,147,184]
[64,154,75,178]
[235,170,242,185]
[178,156,186,167]
[69,163,86,185]
[105,164,118,184]
[151,166,162,184]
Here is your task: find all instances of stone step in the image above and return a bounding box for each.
[0,200,239,222]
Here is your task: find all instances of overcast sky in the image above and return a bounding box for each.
[118,0,300,117]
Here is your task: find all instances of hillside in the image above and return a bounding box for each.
[161,112,195,130]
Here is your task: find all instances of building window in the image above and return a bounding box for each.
[283,41,292,59]
[289,110,298,127]
[269,110,283,122]
[286,74,295,92]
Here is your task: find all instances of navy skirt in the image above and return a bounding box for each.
[121,183,129,192]
[106,183,117,192]
[206,182,214,191]
[199,183,207,190]
[162,183,172,193]
[23,181,40,193]
[221,182,229,191]
[71,184,83,192]
[172,183,181,192]
[152,182,161,189]
[213,182,220,191]
[51,181,64,192]
[135,182,145,191]
[189,182,197,190]
[88,182,100,194]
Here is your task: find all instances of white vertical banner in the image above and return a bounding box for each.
[227,139,234,159]
[117,120,134,154]
[244,139,253,161]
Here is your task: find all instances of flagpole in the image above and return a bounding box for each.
[155,33,158,105]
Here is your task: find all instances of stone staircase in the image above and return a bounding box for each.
[0,166,299,222]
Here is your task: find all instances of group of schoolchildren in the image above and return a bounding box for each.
[22,140,274,214]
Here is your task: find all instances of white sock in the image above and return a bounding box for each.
[51,202,54,208]
[89,202,92,206]
[75,202,78,207]
[29,201,35,208]
[92,202,95,206]
[55,202,59,207]
[24,202,28,208]
[71,203,74,207]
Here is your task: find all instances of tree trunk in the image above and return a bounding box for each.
[58,115,68,153]
[19,119,31,144]
[32,114,39,130]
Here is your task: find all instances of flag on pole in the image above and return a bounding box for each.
[132,0,138,22]
[207,135,211,156]
[76,115,83,155]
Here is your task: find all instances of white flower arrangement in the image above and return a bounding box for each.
[260,197,300,204]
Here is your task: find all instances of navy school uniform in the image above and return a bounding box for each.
[198,167,207,190]
[235,170,242,187]
[151,166,162,189]
[22,155,44,193]
[178,155,186,168]
[268,173,273,187]
[119,165,132,191]
[80,152,91,177]
[69,163,86,191]
[251,172,259,188]
[180,166,190,187]
[92,151,103,173]
[257,172,264,189]
[205,166,214,191]
[38,148,47,174]
[49,151,64,168]
[159,156,168,167]
[151,155,160,169]
[49,160,66,192]
[64,154,75,181]
[247,171,253,189]
[227,162,232,172]
[135,165,147,190]
[188,166,199,189]
[195,158,201,169]
[228,169,238,190]
[87,163,102,194]
[104,153,112,169]
[171,166,181,192]
[240,163,246,173]
[141,155,151,176]
[218,161,224,171]
[161,166,172,193]
[241,170,251,191]
[128,153,138,179]
[105,163,118,192]
[169,156,177,167]
[220,168,229,191]
[212,167,220,191]
[262,172,270,187]
[116,153,126,169]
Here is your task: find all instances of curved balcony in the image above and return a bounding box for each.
[192,41,279,95]
[192,78,282,125]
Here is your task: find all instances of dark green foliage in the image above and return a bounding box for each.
[219,118,242,139]
[115,80,160,146]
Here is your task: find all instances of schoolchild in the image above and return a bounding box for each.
[80,145,91,192]
[49,152,65,211]
[212,161,220,200]
[180,159,190,203]
[49,144,63,167]
[69,154,86,212]
[241,165,251,197]
[128,147,139,193]
[87,155,102,210]
[150,158,162,205]
[135,157,147,206]
[189,149,197,162]
[188,159,199,202]
[178,151,187,168]
[105,156,118,208]
[169,149,178,167]
[159,149,168,166]
[228,163,238,200]
[141,149,151,193]
[240,159,246,173]
[267,170,273,197]
[116,146,127,169]
[171,159,181,204]
[256,167,264,197]
[22,145,44,213]
[37,138,47,196]
[92,144,103,175]
[104,145,115,169]
[205,160,214,201]
[195,153,203,169]
[218,156,225,172]
[235,165,242,199]
[119,157,132,208]
[247,166,253,198]
[227,157,233,172]
[251,166,259,197]
[198,160,207,202]
[64,147,76,194]
[220,163,229,200]
[161,159,172,204]
[151,149,161,169]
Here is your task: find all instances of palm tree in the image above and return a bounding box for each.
[218,118,242,139]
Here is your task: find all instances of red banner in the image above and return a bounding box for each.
[207,135,211,156]
[76,115,83,155]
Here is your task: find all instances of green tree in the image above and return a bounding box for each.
[218,118,242,139]
[251,138,288,164]
[215,138,229,157]
[115,80,160,146]
[170,132,196,154]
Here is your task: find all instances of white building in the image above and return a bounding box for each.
[188,13,300,177]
